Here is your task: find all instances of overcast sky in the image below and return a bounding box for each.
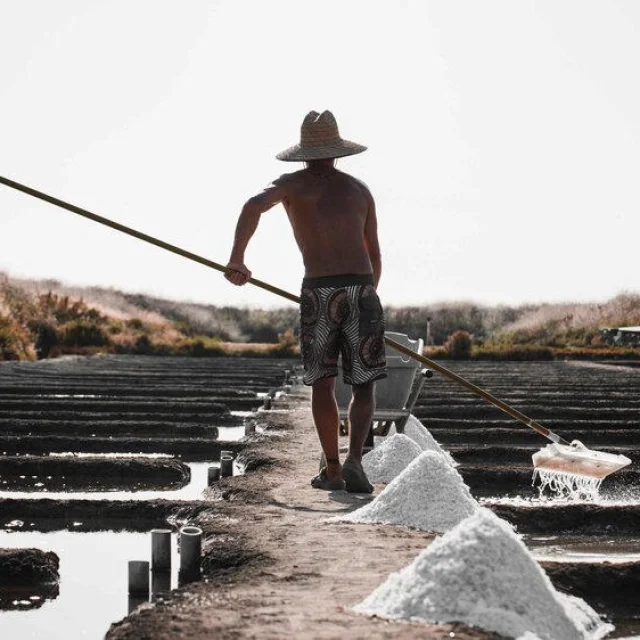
[1,0,638,309]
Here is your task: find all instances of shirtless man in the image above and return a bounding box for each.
[225,110,386,493]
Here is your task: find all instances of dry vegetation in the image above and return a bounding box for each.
[1,273,639,361]
[0,274,298,361]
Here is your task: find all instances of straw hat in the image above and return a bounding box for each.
[276,110,367,162]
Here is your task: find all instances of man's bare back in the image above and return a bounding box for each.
[225,160,381,288]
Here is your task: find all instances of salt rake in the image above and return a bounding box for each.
[0,174,632,491]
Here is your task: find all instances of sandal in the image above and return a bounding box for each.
[342,459,373,494]
[311,467,346,491]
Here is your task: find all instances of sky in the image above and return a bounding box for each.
[1,0,639,310]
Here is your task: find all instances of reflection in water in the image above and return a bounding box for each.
[524,534,640,563]
[0,531,180,639]
[0,583,59,611]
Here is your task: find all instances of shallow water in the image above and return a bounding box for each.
[525,534,640,563]
[0,425,247,502]
[0,530,181,639]
[0,456,247,505]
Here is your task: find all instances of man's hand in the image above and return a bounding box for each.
[224,262,252,286]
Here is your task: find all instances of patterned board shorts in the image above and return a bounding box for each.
[299,273,387,386]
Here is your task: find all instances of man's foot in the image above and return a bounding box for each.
[311,468,346,491]
[342,458,374,494]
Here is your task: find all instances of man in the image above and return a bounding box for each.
[225,110,386,493]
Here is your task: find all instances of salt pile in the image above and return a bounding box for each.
[354,508,613,640]
[334,450,477,533]
[362,434,422,483]
[391,415,458,467]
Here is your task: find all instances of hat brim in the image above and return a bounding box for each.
[276,139,367,162]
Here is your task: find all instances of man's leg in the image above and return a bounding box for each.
[342,381,375,493]
[346,381,375,463]
[311,377,342,481]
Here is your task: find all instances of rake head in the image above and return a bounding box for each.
[532,441,632,480]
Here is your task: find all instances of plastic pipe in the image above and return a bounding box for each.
[128,560,150,596]
[220,454,233,478]
[151,570,171,597]
[179,526,202,579]
[151,529,171,572]
[207,466,220,485]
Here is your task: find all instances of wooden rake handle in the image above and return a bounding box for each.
[0,175,299,304]
[382,337,570,446]
[0,173,567,445]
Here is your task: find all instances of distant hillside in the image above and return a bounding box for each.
[0,273,298,360]
[1,272,639,361]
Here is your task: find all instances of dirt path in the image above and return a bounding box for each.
[107,386,498,640]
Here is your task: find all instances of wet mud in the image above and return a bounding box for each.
[0,548,59,585]
[0,456,191,492]
[0,548,60,610]
[542,560,640,612]
[488,502,640,536]
[0,435,245,458]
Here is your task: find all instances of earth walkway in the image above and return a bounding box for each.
[107,384,497,640]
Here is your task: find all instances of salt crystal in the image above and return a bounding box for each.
[333,450,477,533]
[362,434,422,483]
[354,508,613,640]
[392,415,458,467]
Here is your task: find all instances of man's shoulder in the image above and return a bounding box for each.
[272,170,305,185]
[342,173,373,202]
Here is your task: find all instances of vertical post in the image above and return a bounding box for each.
[151,570,171,597]
[179,526,202,581]
[128,560,150,596]
[207,466,220,484]
[220,454,233,477]
[426,316,432,347]
[151,529,171,572]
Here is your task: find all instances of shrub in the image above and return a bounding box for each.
[126,318,145,331]
[60,320,110,347]
[472,345,555,361]
[0,314,32,360]
[186,338,225,357]
[445,330,472,359]
[134,334,153,354]
[33,322,59,359]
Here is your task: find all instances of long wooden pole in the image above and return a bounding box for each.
[0,173,568,445]
[0,175,299,304]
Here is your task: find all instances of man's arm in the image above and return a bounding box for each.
[361,186,382,288]
[225,179,287,286]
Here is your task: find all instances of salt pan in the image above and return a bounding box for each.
[354,508,613,640]
[334,450,477,533]
[362,434,423,483]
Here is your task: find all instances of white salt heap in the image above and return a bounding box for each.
[334,450,477,533]
[362,434,423,483]
[390,415,458,467]
[354,508,613,640]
